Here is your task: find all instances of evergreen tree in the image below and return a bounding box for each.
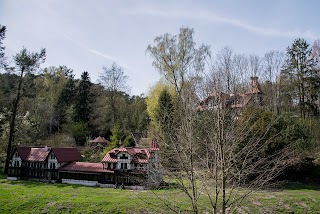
[282,38,318,118]
[74,71,92,123]
[55,66,75,131]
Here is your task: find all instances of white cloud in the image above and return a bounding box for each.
[126,8,318,40]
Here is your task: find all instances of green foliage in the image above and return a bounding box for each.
[156,89,175,137]
[124,135,135,147]
[281,38,319,118]
[69,122,89,146]
[74,71,93,123]
[110,123,122,148]
[240,107,313,156]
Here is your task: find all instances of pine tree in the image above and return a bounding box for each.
[282,38,318,118]
[74,71,92,123]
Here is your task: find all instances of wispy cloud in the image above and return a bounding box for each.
[126,8,318,40]
[88,48,136,74]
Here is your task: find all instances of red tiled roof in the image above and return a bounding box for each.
[27,148,50,162]
[59,162,113,173]
[51,148,81,163]
[101,147,153,164]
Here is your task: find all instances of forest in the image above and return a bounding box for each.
[1,24,320,212]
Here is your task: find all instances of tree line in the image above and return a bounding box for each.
[0,24,149,171]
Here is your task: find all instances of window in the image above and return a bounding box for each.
[120,163,128,169]
[120,154,128,159]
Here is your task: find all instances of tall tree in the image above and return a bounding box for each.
[147,27,210,103]
[263,50,285,113]
[0,25,6,68]
[99,62,129,126]
[282,38,318,118]
[55,66,75,131]
[74,71,92,123]
[72,71,93,145]
[4,47,46,174]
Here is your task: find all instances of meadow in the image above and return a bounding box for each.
[0,173,320,213]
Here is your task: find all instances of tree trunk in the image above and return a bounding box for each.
[4,68,24,174]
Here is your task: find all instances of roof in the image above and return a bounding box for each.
[89,136,108,144]
[13,146,81,163]
[15,147,31,160]
[197,76,263,110]
[59,162,113,173]
[51,148,81,163]
[102,147,152,164]
[27,148,50,162]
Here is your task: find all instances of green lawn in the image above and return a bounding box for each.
[0,174,319,213]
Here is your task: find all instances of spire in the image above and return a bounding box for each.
[247,76,263,94]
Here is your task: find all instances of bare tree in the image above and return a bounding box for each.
[0,24,6,68]
[99,62,129,126]
[249,54,262,78]
[263,51,285,113]
[216,46,234,94]
[151,57,291,214]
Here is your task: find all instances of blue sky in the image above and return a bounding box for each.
[1,0,319,95]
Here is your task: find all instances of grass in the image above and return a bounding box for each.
[0,174,320,213]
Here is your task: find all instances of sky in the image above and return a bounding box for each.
[1,0,319,95]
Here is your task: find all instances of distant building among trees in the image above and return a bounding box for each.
[197,76,263,110]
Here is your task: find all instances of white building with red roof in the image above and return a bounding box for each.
[8,139,162,188]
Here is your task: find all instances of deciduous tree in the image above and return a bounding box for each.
[4,47,46,174]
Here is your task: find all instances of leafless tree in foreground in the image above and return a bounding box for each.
[151,69,292,214]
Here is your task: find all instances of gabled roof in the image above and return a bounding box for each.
[59,162,113,173]
[101,147,152,164]
[51,148,81,163]
[89,136,108,144]
[13,146,81,163]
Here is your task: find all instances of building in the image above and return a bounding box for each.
[89,136,109,149]
[100,139,161,187]
[8,139,162,188]
[197,76,263,111]
[7,146,81,181]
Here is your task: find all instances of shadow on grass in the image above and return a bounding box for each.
[278,182,320,191]
[1,178,85,189]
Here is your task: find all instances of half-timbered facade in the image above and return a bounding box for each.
[7,146,81,181]
[8,140,162,188]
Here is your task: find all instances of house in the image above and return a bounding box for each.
[198,76,263,111]
[100,139,161,187]
[8,139,162,188]
[7,146,81,181]
[59,139,161,187]
[89,136,109,149]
